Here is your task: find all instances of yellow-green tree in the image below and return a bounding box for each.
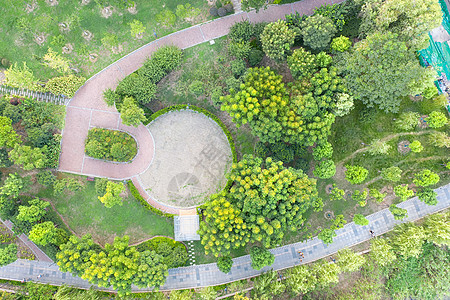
[98,181,125,208]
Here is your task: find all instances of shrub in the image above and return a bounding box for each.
[301,15,337,50]
[352,190,368,207]
[36,170,56,187]
[261,20,297,61]
[120,97,146,127]
[318,228,336,245]
[413,169,440,187]
[368,139,391,155]
[209,7,218,17]
[224,3,234,13]
[345,165,368,184]
[313,159,336,179]
[428,132,450,148]
[230,59,246,77]
[421,93,447,113]
[139,46,182,83]
[136,237,187,268]
[85,128,137,162]
[103,88,120,106]
[315,52,332,67]
[353,214,369,226]
[98,181,125,208]
[0,244,17,267]
[409,140,423,153]
[210,86,223,106]
[381,166,402,182]
[189,80,205,96]
[330,185,345,201]
[95,177,109,196]
[395,112,420,130]
[156,9,176,27]
[248,49,264,67]
[228,41,251,59]
[218,7,227,17]
[426,111,448,128]
[394,185,414,201]
[389,204,408,220]
[370,188,386,203]
[45,75,86,98]
[417,188,438,206]
[217,256,233,273]
[330,35,351,52]
[334,93,354,117]
[229,21,254,42]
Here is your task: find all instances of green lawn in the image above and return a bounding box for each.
[37,174,173,246]
[0,0,209,81]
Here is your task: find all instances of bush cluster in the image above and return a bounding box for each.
[84,128,137,162]
[136,237,188,268]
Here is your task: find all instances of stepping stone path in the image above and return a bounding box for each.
[187,241,196,266]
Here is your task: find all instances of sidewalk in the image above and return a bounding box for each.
[0,183,448,291]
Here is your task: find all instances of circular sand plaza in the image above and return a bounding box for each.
[137,109,233,208]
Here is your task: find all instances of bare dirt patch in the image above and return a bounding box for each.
[397,140,411,155]
[81,0,91,5]
[45,0,58,6]
[62,43,73,54]
[25,1,38,13]
[34,33,48,46]
[82,30,93,41]
[101,6,113,18]
[127,3,137,14]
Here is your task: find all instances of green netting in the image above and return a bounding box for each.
[418,0,450,81]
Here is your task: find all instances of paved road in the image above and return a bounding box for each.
[0,183,448,291]
[58,0,342,214]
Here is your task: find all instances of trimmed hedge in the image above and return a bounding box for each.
[147,104,237,193]
[127,181,175,218]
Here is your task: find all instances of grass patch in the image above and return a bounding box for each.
[0,0,210,81]
[37,174,173,246]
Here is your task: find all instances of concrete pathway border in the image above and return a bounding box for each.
[0,183,448,291]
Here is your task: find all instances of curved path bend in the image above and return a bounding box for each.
[58,0,343,214]
[0,183,448,291]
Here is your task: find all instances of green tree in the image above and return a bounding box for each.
[17,198,49,223]
[331,214,347,230]
[413,169,440,187]
[196,286,216,300]
[0,173,25,198]
[217,256,233,274]
[370,188,387,203]
[345,165,368,184]
[417,188,438,206]
[318,228,336,245]
[370,238,396,267]
[9,144,47,170]
[340,31,435,113]
[101,33,119,50]
[330,35,351,52]
[423,212,450,247]
[409,140,423,153]
[359,0,442,49]
[352,190,368,207]
[392,223,426,259]
[336,249,365,273]
[313,159,336,179]
[301,15,337,51]
[426,111,448,128]
[253,270,285,300]
[384,242,450,300]
[260,20,297,61]
[367,139,391,155]
[129,19,146,38]
[29,221,57,246]
[389,204,408,220]
[285,265,317,296]
[395,111,420,130]
[394,185,414,201]
[381,166,402,182]
[45,75,86,98]
[428,131,450,148]
[0,244,17,267]
[333,93,354,117]
[98,181,125,208]
[250,246,274,270]
[353,214,369,226]
[0,116,20,148]
[287,47,318,80]
[120,97,146,127]
[312,141,333,160]
[4,62,39,90]
[312,259,340,288]
[103,88,120,107]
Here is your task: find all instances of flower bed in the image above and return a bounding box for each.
[85,128,137,162]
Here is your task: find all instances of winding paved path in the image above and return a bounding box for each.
[0,183,448,291]
[58,0,343,214]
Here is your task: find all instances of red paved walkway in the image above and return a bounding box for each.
[59,0,339,214]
